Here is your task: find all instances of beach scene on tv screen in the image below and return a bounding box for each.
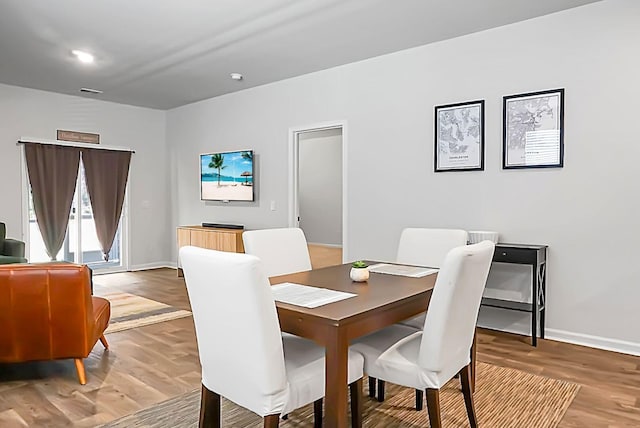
[200,151,253,201]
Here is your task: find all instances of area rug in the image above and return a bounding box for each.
[99,362,579,427]
[100,291,192,334]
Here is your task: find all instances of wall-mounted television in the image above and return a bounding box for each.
[200,150,254,202]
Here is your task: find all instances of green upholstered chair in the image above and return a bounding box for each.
[0,223,27,264]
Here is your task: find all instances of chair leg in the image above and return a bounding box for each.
[377,380,385,402]
[460,365,478,428]
[349,379,363,428]
[264,414,280,428]
[368,376,377,398]
[199,384,220,428]
[74,358,86,385]
[426,388,442,428]
[99,335,109,350]
[415,389,424,411]
[470,331,477,393]
[314,398,323,428]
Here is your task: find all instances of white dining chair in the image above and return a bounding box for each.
[396,228,469,268]
[396,228,468,331]
[242,228,312,277]
[351,241,495,428]
[387,228,470,409]
[179,246,364,428]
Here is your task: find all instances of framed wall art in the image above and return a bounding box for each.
[434,100,484,172]
[503,88,564,169]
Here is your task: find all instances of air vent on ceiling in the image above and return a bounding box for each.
[80,87,103,94]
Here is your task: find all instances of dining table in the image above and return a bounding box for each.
[270,261,477,428]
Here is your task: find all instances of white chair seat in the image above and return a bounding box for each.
[374,332,469,390]
[399,313,425,330]
[282,335,364,415]
[350,324,417,379]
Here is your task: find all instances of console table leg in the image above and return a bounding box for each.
[531,263,538,347]
[539,262,546,339]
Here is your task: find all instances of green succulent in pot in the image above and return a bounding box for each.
[350,260,369,282]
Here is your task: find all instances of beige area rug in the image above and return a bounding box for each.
[100,291,192,334]
[100,362,579,427]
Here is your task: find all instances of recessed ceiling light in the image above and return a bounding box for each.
[230,73,243,81]
[72,49,94,64]
[80,87,103,94]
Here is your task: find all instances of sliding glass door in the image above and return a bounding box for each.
[28,162,125,270]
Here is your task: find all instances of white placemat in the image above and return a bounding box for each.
[271,282,356,308]
[368,263,439,278]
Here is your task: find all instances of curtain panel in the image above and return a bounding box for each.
[81,148,132,261]
[82,149,131,261]
[24,143,81,260]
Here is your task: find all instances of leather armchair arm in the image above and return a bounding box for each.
[3,238,26,259]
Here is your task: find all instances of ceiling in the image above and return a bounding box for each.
[0,0,599,110]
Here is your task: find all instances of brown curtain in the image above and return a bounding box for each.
[24,143,81,260]
[81,148,132,261]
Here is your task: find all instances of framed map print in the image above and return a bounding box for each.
[434,100,484,172]
[503,88,564,169]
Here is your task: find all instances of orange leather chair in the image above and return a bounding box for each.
[0,263,111,384]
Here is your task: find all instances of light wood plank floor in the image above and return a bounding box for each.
[1,246,639,427]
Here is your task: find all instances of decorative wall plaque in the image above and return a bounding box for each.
[57,129,100,144]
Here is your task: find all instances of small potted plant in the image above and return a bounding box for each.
[350,260,370,282]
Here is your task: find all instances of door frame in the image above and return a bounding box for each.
[288,120,348,262]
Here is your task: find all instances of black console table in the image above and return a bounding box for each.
[481,243,547,346]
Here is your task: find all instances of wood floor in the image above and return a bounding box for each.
[1,247,639,427]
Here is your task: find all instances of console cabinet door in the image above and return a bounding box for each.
[177,228,192,249]
[177,227,244,276]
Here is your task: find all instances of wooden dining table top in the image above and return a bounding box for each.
[269,261,437,330]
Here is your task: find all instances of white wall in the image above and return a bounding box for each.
[167,0,640,352]
[298,128,342,246]
[0,83,171,269]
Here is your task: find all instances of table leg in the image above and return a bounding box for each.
[325,328,350,428]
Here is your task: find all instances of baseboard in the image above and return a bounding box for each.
[546,329,640,357]
[128,261,177,271]
[307,242,343,248]
[478,308,640,356]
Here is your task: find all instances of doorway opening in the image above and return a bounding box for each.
[289,122,347,264]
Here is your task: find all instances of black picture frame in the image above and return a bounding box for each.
[503,88,564,169]
[434,99,485,172]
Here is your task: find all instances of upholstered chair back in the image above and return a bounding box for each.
[179,246,288,416]
[418,241,494,373]
[396,228,468,268]
[242,228,312,277]
[0,222,27,262]
[0,263,103,362]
